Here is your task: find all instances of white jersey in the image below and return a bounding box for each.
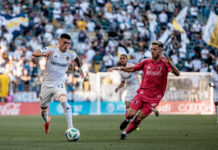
[210,73,218,101]
[40,46,77,87]
[119,63,140,90]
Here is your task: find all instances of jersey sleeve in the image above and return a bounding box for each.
[40,46,53,53]
[119,71,125,82]
[69,50,77,60]
[133,60,147,71]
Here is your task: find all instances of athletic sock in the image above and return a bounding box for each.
[61,101,73,128]
[125,119,141,134]
[41,109,49,123]
[122,131,127,136]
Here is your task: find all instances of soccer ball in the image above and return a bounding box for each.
[65,128,80,142]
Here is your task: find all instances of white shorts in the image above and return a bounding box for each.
[125,90,137,102]
[40,83,67,107]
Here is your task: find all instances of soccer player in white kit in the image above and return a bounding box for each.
[113,54,159,130]
[209,65,218,124]
[32,33,84,134]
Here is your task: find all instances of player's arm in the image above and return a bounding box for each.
[163,53,180,76]
[74,56,84,78]
[32,50,53,57]
[115,80,125,93]
[111,66,135,72]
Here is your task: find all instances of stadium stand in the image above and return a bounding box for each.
[0,0,217,99]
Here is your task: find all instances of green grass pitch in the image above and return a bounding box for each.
[0,115,218,150]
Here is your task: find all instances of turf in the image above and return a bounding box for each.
[0,115,218,150]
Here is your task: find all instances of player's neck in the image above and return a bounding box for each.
[153,56,161,62]
[122,63,127,67]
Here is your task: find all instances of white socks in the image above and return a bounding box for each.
[41,109,49,123]
[122,131,127,135]
[61,101,73,128]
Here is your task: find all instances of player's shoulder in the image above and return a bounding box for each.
[127,63,134,67]
[43,45,58,51]
[67,49,77,55]
[141,58,152,63]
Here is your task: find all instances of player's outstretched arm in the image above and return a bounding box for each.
[32,50,53,57]
[163,53,180,76]
[111,66,135,72]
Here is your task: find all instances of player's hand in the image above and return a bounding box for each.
[163,52,172,65]
[43,51,54,57]
[108,67,114,72]
[109,67,120,71]
[115,88,119,93]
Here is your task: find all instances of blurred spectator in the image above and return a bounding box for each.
[21,69,31,91]
[190,4,198,18]
[0,0,216,96]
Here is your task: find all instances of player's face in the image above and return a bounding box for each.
[59,38,71,52]
[120,55,128,66]
[151,45,163,60]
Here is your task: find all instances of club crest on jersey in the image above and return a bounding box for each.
[158,66,162,71]
[66,56,70,61]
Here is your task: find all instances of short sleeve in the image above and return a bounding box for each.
[69,50,77,60]
[119,71,125,81]
[133,60,147,71]
[40,47,53,53]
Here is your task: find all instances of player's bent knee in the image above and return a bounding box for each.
[127,110,136,118]
[58,95,67,102]
[41,106,48,110]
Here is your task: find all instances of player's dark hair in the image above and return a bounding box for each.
[120,54,128,58]
[60,33,71,40]
[152,41,163,49]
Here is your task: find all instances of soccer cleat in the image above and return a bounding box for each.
[44,117,51,134]
[120,134,126,140]
[120,120,129,130]
[153,108,159,117]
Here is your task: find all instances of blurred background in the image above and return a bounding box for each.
[0,0,217,115]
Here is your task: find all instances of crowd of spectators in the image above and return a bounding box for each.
[0,0,217,96]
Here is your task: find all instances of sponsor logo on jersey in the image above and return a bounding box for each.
[158,66,162,71]
[51,61,68,67]
[146,70,162,76]
[147,66,151,69]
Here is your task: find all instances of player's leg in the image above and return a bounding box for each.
[41,106,49,123]
[120,108,137,130]
[120,110,148,140]
[120,101,154,140]
[58,94,73,128]
[120,95,143,130]
[56,83,73,129]
[40,86,53,134]
[153,107,159,117]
